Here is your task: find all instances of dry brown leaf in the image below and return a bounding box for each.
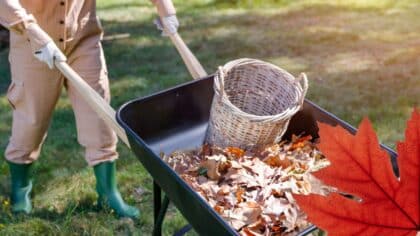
[201,143,212,156]
[214,205,224,214]
[163,136,328,235]
[264,154,292,169]
[226,202,262,229]
[200,159,221,180]
[263,195,290,216]
[241,227,264,236]
[290,135,312,151]
[225,147,246,158]
[243,218,267,236]
[236,187,246,203]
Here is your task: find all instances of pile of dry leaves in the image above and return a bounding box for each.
[163,135,332,235]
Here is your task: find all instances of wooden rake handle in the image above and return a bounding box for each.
[168,33,207,80]
[55,61,131,148]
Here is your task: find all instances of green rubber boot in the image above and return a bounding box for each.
[93,161,139,219]
[7,161,33,214]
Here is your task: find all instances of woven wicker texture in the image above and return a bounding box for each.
[205,58,308,149]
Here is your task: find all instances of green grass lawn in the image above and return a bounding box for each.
[1,0,419,235]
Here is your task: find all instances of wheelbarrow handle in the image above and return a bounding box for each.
[55,61,131,148]
[168,33,207,80]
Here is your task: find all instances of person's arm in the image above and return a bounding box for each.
[0,0,66,68]
[150,0,176,17]
[151,0,179,36]
[0,0,52,53]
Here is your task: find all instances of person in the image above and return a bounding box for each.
[0,0,179,218]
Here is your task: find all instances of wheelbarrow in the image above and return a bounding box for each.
[114,75,398,236]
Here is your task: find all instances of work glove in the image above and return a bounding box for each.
[34,41,67,69]
[153,15,179,36]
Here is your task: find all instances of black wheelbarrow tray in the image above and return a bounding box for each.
[116,75,397,236]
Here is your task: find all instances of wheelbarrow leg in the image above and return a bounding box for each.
[153,181,162,225]
[153,181,170,236]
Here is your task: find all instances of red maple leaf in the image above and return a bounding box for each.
[294,109,420,236]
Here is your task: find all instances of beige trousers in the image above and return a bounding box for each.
[5,35,118,166]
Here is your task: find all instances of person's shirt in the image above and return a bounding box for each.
[0,0,176,53]
[0,0,103,53]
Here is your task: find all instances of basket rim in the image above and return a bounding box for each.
[213,58,306,123]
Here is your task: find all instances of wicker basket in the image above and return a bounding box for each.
[205,58,308,149]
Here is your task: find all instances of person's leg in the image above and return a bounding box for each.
[5,48,63,214]
[66,36,139,219]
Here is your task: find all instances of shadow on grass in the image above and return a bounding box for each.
[31,198,98,220]
[0,198,97,223]
[0,197,142,235]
